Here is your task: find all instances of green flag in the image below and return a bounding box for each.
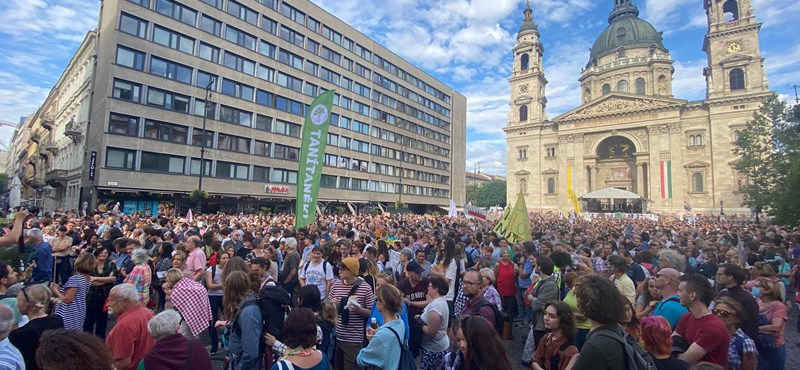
[506,193,532,242]
[295,90,335,229]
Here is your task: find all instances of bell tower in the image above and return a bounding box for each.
[509,1,547,126]
[703,0,769,99]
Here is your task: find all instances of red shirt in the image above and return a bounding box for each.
[106,305,155,370]
[496,261,516,297]
[675,312,729,369]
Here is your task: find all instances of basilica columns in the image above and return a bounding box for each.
[636,162,645,196]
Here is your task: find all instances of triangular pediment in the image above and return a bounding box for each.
[555,93,685,122]
[542,169,559,175]
[718,54,753,65]
[515,170,531,176]
[684,161,710,169]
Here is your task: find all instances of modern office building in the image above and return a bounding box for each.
[81,0,465,214]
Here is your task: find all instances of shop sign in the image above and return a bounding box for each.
[264,184,290,194]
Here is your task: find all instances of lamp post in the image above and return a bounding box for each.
[197,77,215,212]
[719,200,724,216]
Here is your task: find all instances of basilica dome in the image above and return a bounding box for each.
[589,1,665,60]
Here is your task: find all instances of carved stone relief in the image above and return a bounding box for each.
[571,98,672,118]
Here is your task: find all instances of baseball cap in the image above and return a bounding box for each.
[406,260,425,275]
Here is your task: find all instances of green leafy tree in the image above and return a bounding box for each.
[733,95,800,225]
[466,180,507,207]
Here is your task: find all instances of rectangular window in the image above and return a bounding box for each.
[149,56,192,84]
[216,161,249,180]
[227,0,258,26]
[256,64,274,82]
[273,119,301,137]
[112,79,141,102]
[279,25,305,48]
[106,148,136,170]
[199,14,221,36]
[352,120,370,135]
[120,12,148,38]
[197,42,219,63]
[324,154,337,167]
[217,133,251,153]
[254,140,271,156]
[255,114,272,131]
[303,82,317,97]
[337,176,350,189]
[319,67,339,85]
[321,174,336,188]
[140,151,185,173]
[270,168,297,184]
[342,37,354,52]
[322,25,341,44]
[276,72,302,93]
[129,0,150,7]
[224,26,256,50]
[189,158,212,176]
[256,89,273,107]
[320,46,341,65]
[193,100,215,118]
[152,25,195,54]
[353,101,370,116]
[222,52,255,74]
[273,144,299,160]
[280,2,305,24]
[143,120,188,144]
[108,113,139,136]
[258,0,278,10]
[253,166,270,182]
[303,60,318,76]
[156,0,197,26]
[195,70,217,90]
[221,78,254,101]
[277,49,303,70]
[304,38,319,54]
[261,15,278,34]
[258,40,276,58]
[306,17,320,33]
[116,46,145,71]
[146,87,190,113]
[341,57,353,71]
[354,82,370,98]
[327,133,338,146]
[218,105,252,126]
[192,130,214,149]
[274,95,304,116]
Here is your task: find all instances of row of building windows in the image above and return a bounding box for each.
[106,147,449,196]
[126,0,453,126]
[113,46,452,158]
[120,11,455,144]
[601,78,647,95]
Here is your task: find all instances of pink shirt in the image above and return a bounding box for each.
[184,248,206,280]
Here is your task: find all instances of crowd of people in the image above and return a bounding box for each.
[0,208,796,370]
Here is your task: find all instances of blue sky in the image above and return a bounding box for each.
[1,0,798,176]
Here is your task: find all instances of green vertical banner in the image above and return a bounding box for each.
[295,90,335,229]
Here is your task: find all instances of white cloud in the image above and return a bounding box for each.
[534,0,597,25]
[465,138,507,176]
[542,38,594,117]
[640,0,695,32]
[753,0,800,28]
[672,59,708,101]
[0,0,97,40]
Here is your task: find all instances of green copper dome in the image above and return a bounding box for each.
[517,0,538,35]
[590,1,664,59]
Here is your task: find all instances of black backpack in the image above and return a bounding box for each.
[471,300,507,336]
[387,327,418,370]
[595,325,656,370]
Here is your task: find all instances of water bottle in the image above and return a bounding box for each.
[370,317,379,330]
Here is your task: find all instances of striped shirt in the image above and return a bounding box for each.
[0,338,24,370]
[54,274,91,329]
[328,278,374,343]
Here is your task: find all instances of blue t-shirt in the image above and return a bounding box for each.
[653,295,688,329]
[366,301,410,344]
[271,352,330,370]
[28,242,53,284]
[518,259,534,289]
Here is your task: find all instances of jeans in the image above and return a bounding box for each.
[516,286,531,322]
[83,294,108,339]
[208,295,223,350]
[55,256,72,285]
[757,344,785,370]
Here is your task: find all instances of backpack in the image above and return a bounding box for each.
[471,300,507,336]
[595,326,656,370]
[549,338,575,370]
[465,246,479,269]
[303,259,329,276]
[387,326,418,370]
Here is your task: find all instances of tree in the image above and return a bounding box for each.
[733,95,800,225]
[466,180,507,207]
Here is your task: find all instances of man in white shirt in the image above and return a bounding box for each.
[299,246,334,300]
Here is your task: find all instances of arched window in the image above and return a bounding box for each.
[689,135,696,146]
[602,84,611,95]
[730,68,745,90]
[617,80,628,92]
[519,179,527,194]
[692,173,704,192]
[696,135,703,146]
[723,0,740,22]
[635,78,646,95]
[520,54,530,71]
[733,130,741,142]
[519,105,528,122]
[547,178,556,194]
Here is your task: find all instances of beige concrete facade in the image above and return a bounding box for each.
[80,0,464,212]
[505,0,771,214]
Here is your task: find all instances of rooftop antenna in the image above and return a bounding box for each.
[791,84,799,104]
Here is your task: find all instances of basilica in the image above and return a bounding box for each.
[504,0,772,214]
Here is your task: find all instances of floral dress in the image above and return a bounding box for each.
[124,263,152,306]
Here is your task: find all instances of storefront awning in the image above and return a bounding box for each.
[580,187,641,200]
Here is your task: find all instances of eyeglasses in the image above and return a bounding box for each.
[713,309,733,319]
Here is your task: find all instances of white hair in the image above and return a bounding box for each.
[148,309,182,339]
[111,283,139,303]
[0,304,15,336]
[131,248,149,264]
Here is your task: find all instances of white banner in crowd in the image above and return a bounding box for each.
[464,202,487,220]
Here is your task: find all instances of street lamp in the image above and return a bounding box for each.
[197,77,215,212]
[719,200,724,216]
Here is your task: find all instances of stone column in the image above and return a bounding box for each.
[636,163,645,195]
[591,166,599,191]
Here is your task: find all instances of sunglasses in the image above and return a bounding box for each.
[712,309,733,319]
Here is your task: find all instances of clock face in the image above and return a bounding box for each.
[519,85,529,94]
[727,42,742,54]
